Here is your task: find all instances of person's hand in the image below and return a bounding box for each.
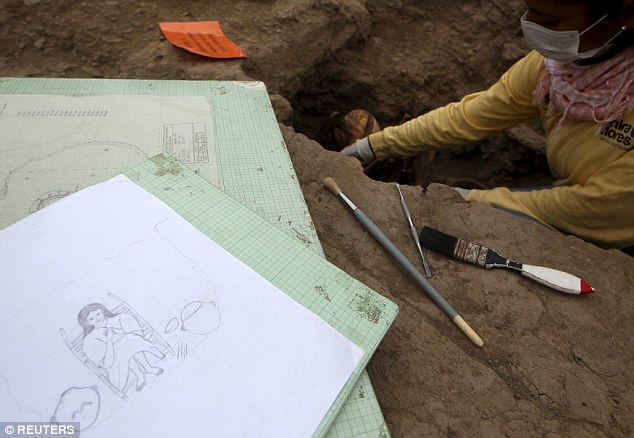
[453,187,470,199]
[340,136,375,167]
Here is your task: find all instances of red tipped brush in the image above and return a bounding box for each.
[419,226,595,295]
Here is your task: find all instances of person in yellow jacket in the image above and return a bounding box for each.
[342,0,633,250]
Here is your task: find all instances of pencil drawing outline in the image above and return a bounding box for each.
[4,217,224,426]
[60,293,173,400]
[179,300,221,335]
[0,140,148,202]
[51,385,100,430]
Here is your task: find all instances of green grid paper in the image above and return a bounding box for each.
[0,77,394,437]
[127,154,397,437]
[0,78,318,251]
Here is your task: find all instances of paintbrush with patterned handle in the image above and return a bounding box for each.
[419,226,595,295]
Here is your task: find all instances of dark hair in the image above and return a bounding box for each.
[77,303,117,337]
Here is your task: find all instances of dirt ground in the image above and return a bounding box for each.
[2,0,633,437]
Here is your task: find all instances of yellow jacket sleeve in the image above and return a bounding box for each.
[366,50,634,249]
[467,145,634,249]
[369,51,543,160]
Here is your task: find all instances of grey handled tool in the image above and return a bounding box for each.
[324,177,483,347]
[395,183,432,277]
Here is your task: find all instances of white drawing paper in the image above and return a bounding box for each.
[0,95,219,229]
[0,175,364,437]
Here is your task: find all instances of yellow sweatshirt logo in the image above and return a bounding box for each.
[599,119,633,151]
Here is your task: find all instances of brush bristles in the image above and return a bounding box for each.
[419,226,458,258]
[323,177,342,195]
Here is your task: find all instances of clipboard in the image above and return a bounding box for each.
[0,77,396,436]
[0,153,397,436]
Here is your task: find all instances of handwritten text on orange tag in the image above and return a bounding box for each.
[159,21,246,59]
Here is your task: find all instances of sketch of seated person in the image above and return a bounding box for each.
[60,293,174,400]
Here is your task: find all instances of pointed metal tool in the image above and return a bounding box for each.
[396,183,432,277]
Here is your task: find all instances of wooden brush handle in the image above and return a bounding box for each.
[453,315,484,347]
[521,264,595,295]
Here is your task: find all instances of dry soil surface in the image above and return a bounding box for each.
[2,0,633,437]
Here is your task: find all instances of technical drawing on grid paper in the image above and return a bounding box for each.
[0,94,219,229]
[0,140,149,228]
[0,127,212,227]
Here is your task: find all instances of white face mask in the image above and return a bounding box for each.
[520,11,626,63]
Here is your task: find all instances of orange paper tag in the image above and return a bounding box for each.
[159,21,246,59]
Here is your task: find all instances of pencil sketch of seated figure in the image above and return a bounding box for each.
[77,303,165,394]
[78,303,165,393]
[60,293,174,400]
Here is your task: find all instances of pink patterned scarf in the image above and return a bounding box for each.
[534,45,634,136]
